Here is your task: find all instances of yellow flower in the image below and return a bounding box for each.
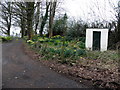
[80,57,83,59]
[74,50,76,52]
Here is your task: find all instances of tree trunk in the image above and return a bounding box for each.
[7,24,11,36]
[26,2,34,40]
[21,17,25,38]
[7,2,12,36]
[35,2,40,35]
[39,2,50,36]
[49,1,57,38]
[117,12,120,42]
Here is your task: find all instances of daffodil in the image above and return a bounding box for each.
[80,57,83,59]
[74,50,76,52]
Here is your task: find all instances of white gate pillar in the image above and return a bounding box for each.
[85,29,109,51]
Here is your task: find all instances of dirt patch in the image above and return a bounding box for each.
[23,43,120,89]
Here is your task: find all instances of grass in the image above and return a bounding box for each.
[86,50,118,61]
[0,36,13,42]
[84,50,118,70]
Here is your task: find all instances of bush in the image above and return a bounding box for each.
[65,36,73,41]
[0,36,13,42]
[66,20,87,39]
[52,14,67,36]
[78,37,85,43]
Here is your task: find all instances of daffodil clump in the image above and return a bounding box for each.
[26,35,86,63]
[27,40,35,45]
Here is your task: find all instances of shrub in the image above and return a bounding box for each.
[66,20,87,39]
[65,36,73,41]
[0,36,12,42]
[52,14,68,36]
[5,36,12,41]
[78,37,85,43]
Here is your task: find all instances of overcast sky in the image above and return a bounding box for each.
[62,0,118,22]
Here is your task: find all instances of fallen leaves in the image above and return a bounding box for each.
[40,60,120,89]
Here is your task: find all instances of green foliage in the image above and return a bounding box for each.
[52,14,68,36]
[78,37,85,43]
[76,49,86,56]
[64,49,73,58]
[26,35,118,68]
[0,36,13,42]
[46,48,55,53]
[23,36,28,40]
[27,40,35,45]
[26,35,86,64]
[32,35,40,41]
[51,35,63,39]
[86,50,118,61]
[52,19,65,36]
[66,19,88,39]
[77,41,85,49]
[55,49,62,54]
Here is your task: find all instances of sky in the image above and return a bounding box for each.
[62,0,118,22]
[0,0,119,36]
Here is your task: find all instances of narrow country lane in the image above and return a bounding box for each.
[2,39,87,88]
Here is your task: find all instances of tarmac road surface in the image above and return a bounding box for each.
[2,39,87,88]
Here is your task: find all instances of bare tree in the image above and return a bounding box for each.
[12,2,27,38]
[39,1,50,36]
[48,0,57,38]
[108,0,120,44]
[116,1,120,42]
[34,2,41,35]
[0,2,13,36]
[26,2,35,40]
